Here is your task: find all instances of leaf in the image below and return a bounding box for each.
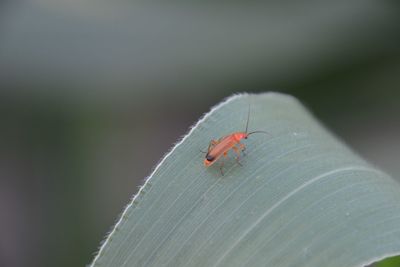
[90,92,400,267]
[373,255,400,267]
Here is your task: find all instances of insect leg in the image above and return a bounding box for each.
[232,146,243,166]
[239,142,246,156]
[219,160,225,176]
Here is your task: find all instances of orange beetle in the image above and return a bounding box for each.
[203,106,268,175]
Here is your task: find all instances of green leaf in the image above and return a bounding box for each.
[90,93,400,267]
[373,255,400,267]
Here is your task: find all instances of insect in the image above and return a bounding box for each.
[203,106,269,175]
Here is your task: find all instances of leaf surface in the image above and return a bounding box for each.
[91,93,400,267]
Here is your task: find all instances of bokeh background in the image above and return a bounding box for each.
[1,1,400,267]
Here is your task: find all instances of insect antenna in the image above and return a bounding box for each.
[244,105,271,137]
[245,104,251,133]
[247,130,270,136]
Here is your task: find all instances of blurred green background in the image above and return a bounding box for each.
[0,1,399,267]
